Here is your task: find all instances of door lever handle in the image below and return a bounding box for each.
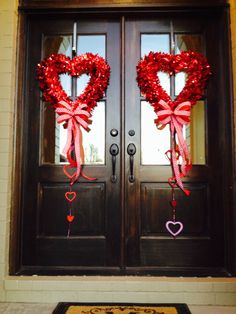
[110,144,119,183]
[127,143,136,183]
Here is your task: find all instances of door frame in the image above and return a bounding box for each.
[11,3,236,276]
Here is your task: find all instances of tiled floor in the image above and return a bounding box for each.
[0,304,236,314]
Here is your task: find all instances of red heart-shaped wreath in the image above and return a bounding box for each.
[37,53,110,183]
[137,51,211,194]
[37,53,110,112]
[137,51,211,110]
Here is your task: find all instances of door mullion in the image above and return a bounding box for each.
[120,15,126,270]
[170,20,175,99]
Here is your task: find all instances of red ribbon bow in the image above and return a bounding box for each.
[155,99,192,195]
[55,100,90,183]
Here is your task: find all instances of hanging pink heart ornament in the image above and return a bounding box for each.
[165,220,184,237]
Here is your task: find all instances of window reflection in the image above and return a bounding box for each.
[42,36,72,164]
[189,101,206,164]
[76,35,106,164]
[141,34,171,165]
[43,36,72,58]
[82,102,105,164]
[175,34,203,96]
[59,102,105,165]
[175,34,203,54]
[141,101,206,165]
[141,101,170,165]
[141,34,170,56]
[77,35,106,57]
[43,36,72,96]
[174,34,206,165]
[76,35,106,95]
[141,34,170,96]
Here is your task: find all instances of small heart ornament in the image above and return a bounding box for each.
[166,220,184,237]
[170,200,177,208]
[67,215,75,223]
[63,165,76,180]
[65,191,76,202]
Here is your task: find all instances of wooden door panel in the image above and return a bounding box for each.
[125,15,226,274]
[22,16,121,271]
[36,238,106,266]
[39,183,105,236]
[141,183,209,236]
[139,239,220,267]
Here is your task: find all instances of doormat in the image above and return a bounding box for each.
[52,303,191,314]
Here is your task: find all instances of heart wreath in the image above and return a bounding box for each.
[37,53,110,182]
[137,51,211,237]
[37,53,110,234]
[137,51,211,195]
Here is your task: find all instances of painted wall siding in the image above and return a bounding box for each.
[0,0,236,305]
[0,0,18,301]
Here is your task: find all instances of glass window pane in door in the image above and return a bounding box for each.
[76,35,106,95]
[41,36,72,164]
[141,34,171,164]
[141,101,170,165]
[58,102,105,165]
[141,34,170,96]
[74,35,106,164]
[174,34,205,164]
[175,34,203,54]
[43,36,72,96]
[81,101,105,165]
[141,34,170,56]
[175,34,203,96]
[189,101,206,164]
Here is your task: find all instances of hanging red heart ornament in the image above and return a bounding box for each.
[37,53,110,183]
[170,199,177,208]
[63,165,76,181]
[137,51,211,194]
[67,215,75,223]
[65,191,77,202]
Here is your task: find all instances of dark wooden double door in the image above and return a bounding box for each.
[21,12,231,275]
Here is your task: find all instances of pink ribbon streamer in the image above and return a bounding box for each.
[55,100,90,184]
[156,99,192,195]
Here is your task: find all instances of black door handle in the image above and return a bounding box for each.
[110,144,119,183]
[127,143,136,183]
